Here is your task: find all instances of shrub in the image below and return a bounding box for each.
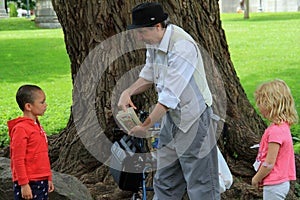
[8,2,18,17]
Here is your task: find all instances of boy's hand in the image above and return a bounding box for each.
[21,184,33,199]
[48,180,55,192]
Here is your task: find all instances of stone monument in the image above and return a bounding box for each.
[0,0,8,18]
[35,0,61,28]
[219,0,300,13]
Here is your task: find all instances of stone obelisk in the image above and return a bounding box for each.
[0,0,8,18]
[35,0,61,28]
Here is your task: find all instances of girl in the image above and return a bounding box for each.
[252,79,298,199]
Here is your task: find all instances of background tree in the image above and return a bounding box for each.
[50,0,299,199]
[9,0,35,10]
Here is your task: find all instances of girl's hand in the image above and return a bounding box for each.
[251,176,263,190]
[251,177,259,188]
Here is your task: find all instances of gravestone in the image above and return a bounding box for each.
[219,0,300,13]
[0,0,8,18]
[262,0,299,12]
[34,0,61,28]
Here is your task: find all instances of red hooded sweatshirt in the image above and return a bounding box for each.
[7,117,52,185]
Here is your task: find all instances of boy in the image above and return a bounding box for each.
[8,85,54,200]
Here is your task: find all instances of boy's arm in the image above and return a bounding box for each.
[11,127,29,185]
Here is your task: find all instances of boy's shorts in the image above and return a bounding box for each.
[13,180,49,200]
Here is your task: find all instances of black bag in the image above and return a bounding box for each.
[109,135,146,192]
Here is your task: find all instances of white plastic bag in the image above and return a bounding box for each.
[218,147,233,193]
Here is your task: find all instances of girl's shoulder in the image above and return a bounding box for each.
[265,122,291,140]
[267,122,290,131]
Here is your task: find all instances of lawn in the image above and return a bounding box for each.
[0,14,299,151]
[221,12,300,151]
[221,12,299,111]
[0,18,72,146]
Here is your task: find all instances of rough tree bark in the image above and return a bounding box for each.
[49,0,298,199]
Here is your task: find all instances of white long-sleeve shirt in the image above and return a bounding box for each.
[139,24,212,132]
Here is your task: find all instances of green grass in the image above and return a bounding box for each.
[0,14,299,150]
[221,12,300,152]
[0,18,71,147]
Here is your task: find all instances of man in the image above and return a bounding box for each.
[118,2,220,200]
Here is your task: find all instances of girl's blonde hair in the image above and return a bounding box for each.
[255,79,298,125]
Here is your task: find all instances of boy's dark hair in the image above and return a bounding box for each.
[16,85,42,111]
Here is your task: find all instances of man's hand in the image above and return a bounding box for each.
[48,180,54,193]
[128,103,168,138]
[21,184,33,199]
[128,125,148,138]
[118,90,136,112]
[117,78,152,111]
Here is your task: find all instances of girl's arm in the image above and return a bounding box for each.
[252,142,280,188]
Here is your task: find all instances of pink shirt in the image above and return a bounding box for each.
[256,122,296,185]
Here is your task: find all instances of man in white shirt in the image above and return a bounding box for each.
[118,2,220,200]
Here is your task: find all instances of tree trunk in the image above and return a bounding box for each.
[50,0,298,199]
[244,0,250,19]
